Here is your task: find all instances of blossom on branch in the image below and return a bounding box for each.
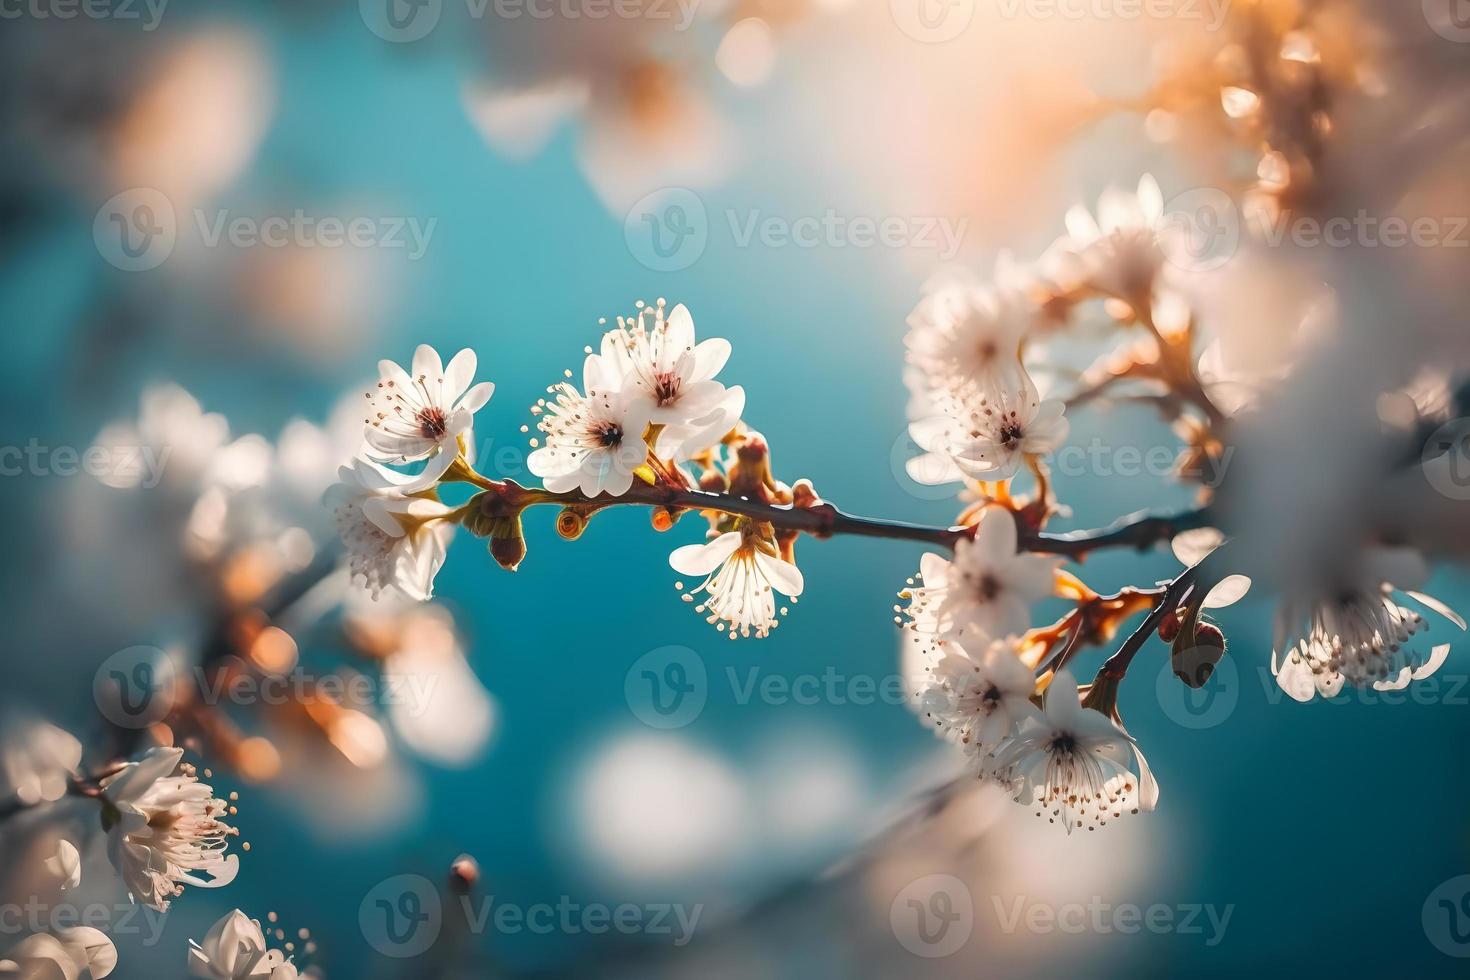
[670,521,804,639]
[100,747,240,912]
[363,344,494,483]
[328,458,455,602]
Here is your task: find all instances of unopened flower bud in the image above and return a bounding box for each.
[449,854,480,894]
[556,508,588,540]
[1172,621,1227,688]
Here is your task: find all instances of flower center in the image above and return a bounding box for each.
[595,422,623,447]
[652,372,681,405]
[978,573,1003,600]
[416,407,449,440]
[998,421,1024,446]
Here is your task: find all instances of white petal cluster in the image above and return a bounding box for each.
[903,275,1069,485]
[188,910,298,980]
[670,522,804,639]
[1052,174,1169,304]
[0,716,81,807]
[915,636,1037,762]
[1272,549,1465,701]
[528,300,743,496]
[988,670,1158,833]
[362,345,494,481]
[0,928,116,979]
[328,458,454,602]
[100,747,240,912]
[901,510,1058,650]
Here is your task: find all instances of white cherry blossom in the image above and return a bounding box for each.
[989,670,1158,833]
[902,510,1058,646]
[0,929,116,980]
[188,910,298,980]
[1272,549,1465,702]
[362,345,494,482]
[100,747,240,912]
[670,522,804,639]
[527,376,653,498]
[1055,174,1168,304]
[589,300,744,460]
[916,636,1039,762]
[0,716,81,806]
[908,367,1069,483]
[328,458,455,602]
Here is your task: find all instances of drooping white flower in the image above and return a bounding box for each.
[989,670,1158,833]
[188,909,298,980]
[44,839,82,891]
[362,344,494,481]
[916,637,1038,762]
[589,300,745,460]
[904,284,1034,415]
[902,510,1058,646]
[1054,174,1168,304]
[99,747,240,912]
[0,716,82,806]
[670,522,804,639]
[1272,549,1465,702]
[328,458,455,602]
[527,377,653,498]
[0,928,116,980]
[907,368,1069,483]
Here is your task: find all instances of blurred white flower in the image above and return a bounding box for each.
[363,345,494,479]
[328,459,455,602]
[902,510,1057,645]
[590,300,745,460]
[908,368,1069,483]
[917,637,1038,760]
[1054,174,1167,305]
[44,839,81,892]
[100,747,240,911]
[1272,549,1465,701]
[188,909,297,980]
[0,717,81,806]
[904,284,1033,414]
[990,670,1157,833]
[671,523,804,639]
[527,379,652,498]
[0,928,116,980]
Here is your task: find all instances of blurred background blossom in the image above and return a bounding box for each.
[1,0,1469,977]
